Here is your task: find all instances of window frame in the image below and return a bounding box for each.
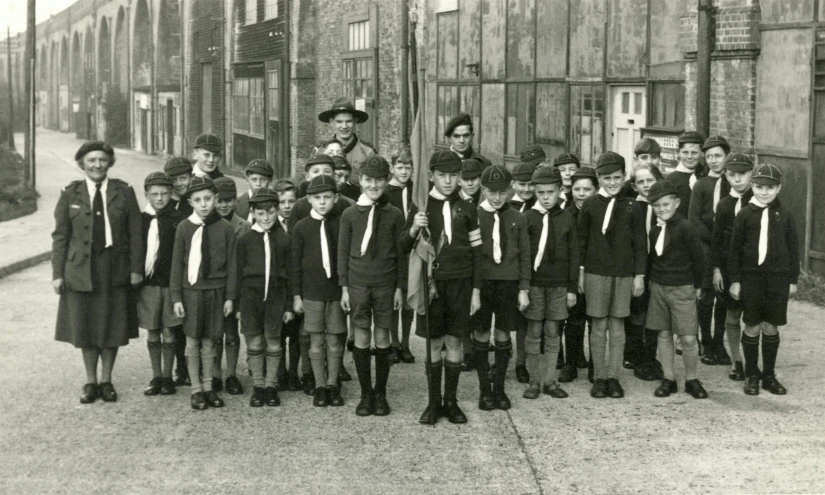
[245,0,257,25]
[232,75,265,139]
[648,80,685,131]
[340,6,379,145]
[264,0,278,20]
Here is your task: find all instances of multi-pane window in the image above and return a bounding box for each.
[650,82,684,129]
[267,68,279,120]
[232,77,264,138]
[245,0,257,24]
[348,20,370,50]
[265,0,277,19]
[342,58,373,101]
[569,85,605,166]
[506,83,536,156]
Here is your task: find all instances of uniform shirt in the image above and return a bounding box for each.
[665,166,698,219]
[290,214,343,301]
[237,227,292,311]
[85,177,113,247]
[509,195,537,214]
[289,195,354,232]
[728,199,800,284]
[400,192,483,287]
[525,206,579,291]
[169,217,238,302]
[142,203,185,287]
[338,200,407,288]
[689,174,729,245]
[577,194,647,277]
[477,204,531,289]
[387,180,418,221]
[647,213,705,287]
[711,188,753,274]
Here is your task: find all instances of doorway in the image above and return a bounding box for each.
[611,86,646,173]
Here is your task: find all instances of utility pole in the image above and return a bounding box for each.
[25,0,36,187]
[696,0,714,137]
[6,26,15,151]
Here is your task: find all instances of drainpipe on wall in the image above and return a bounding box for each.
[696,0,714,137]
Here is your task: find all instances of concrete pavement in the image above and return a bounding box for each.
[1,263,824,493]
[0,129,245,279]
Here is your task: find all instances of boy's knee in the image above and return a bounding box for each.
[245,335,264,352]
[743,325,761,337]
[494,329,510,342]
[543,321,559,339]
[680,335,698,350]
[185,338,200,357]
[761,323,779,336]
[265,344,283,354]
[474,329,491,342]
[373,328,391,348]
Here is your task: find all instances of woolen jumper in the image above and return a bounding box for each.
[288,195,354,231]
[142,204,185,287]
[290,214,342,301]
[477,205,531,290]
[647,213,706,287]
[525,206,580,292]
[338,201,407,288]
[400,195,483,288]
[689,175,728,245]
[169,218,238,303]
[728,199,800,284]
[387,182,418,219]
[711,188,753,274]
[577,194,647,277]
[665,169,696,219]
[237,227,292,310]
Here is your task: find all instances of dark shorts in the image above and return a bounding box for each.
[645,282,698,336]
[240,285,286,343]
[740,272,790,327]
[349,282,395,330]
[473,280,523,331]
[182,287,226,340]
[522,285,568,322]
[303,299,347,334]
[418,277,472,339]
[138,285,183,330]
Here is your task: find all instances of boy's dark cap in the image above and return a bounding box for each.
[304,154,335,172]
[332,155,351,171]
[554,152,580,168]
[361,155,391,178]
[214,177,238,199]
[144,171,173,189]
[519,145,546,167]
[186,176,216,195]
[724,153,754,173]
[647,180,679,204]
[245,159,274,177]
[596,151,625,175]
[249,187,279,205]
[480,165,512,191]
[317,97,369,123]
[429,150,463,173]
[512,163,536,181]
[444,113,473,137]
[461,158,485,179]
[75,141,115,163]
[273,179,296,193]
[306,175,338,194]
[164,156,193,176]
[532,166,562,185]
[678,131,706,147]
[751,163,782,185]
[702,135,730,153]
[194,133,222,154]
[571,166,598,182]
[634,137,661,156]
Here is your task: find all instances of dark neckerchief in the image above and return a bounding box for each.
[334,133,360,155]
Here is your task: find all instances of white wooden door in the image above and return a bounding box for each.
[612,86,646,174]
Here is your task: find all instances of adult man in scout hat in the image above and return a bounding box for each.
[318,97,377,190]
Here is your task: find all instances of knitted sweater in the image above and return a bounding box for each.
[525,206,579,291]
[728,199,800,284]
[577,194,647,277]
[647,213,705,287]
[169,218,238,302]
[290,214,342,301]
[338,201,407,288]
[477,204,531,289]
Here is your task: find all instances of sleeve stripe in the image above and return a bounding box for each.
[470,239,482,247]
[468,229,481,241]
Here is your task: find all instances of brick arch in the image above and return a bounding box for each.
[98,16,111,87]
[113,7,128,94]
[132,0,153,89]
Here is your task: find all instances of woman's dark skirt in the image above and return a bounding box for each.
[55,248,138,348]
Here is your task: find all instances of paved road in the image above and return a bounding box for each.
[0,262,823,493]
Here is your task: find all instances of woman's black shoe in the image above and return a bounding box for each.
[99,382,118,402]
[373,394,391,416]
[80,383,99,404]
[355,394,374,416]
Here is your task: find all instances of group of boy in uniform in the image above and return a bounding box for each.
[90,98,799,422]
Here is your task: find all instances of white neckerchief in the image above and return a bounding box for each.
[429,189,452,244]
[598,188,616,235]
[187,212,205,285]
[531,203,550,271]
[85,177,113,248]
[310,209,332,277]
[749,197,769,265]
[192,166,208,178]
[559,190,568,210]
[356,194,377,256]
[252,223,271,300]
[480,200,502,264]
[730,188,745,215]
[450,146,466,159]
[637,195,653,253]
[278,214,288,233]
[143,203,160,277]
[654,218,667,256]
[675,163,698,190]
[708,172,722,214]
[390,178,409,219]
[516,195,530,213]
[460,189,473,202]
